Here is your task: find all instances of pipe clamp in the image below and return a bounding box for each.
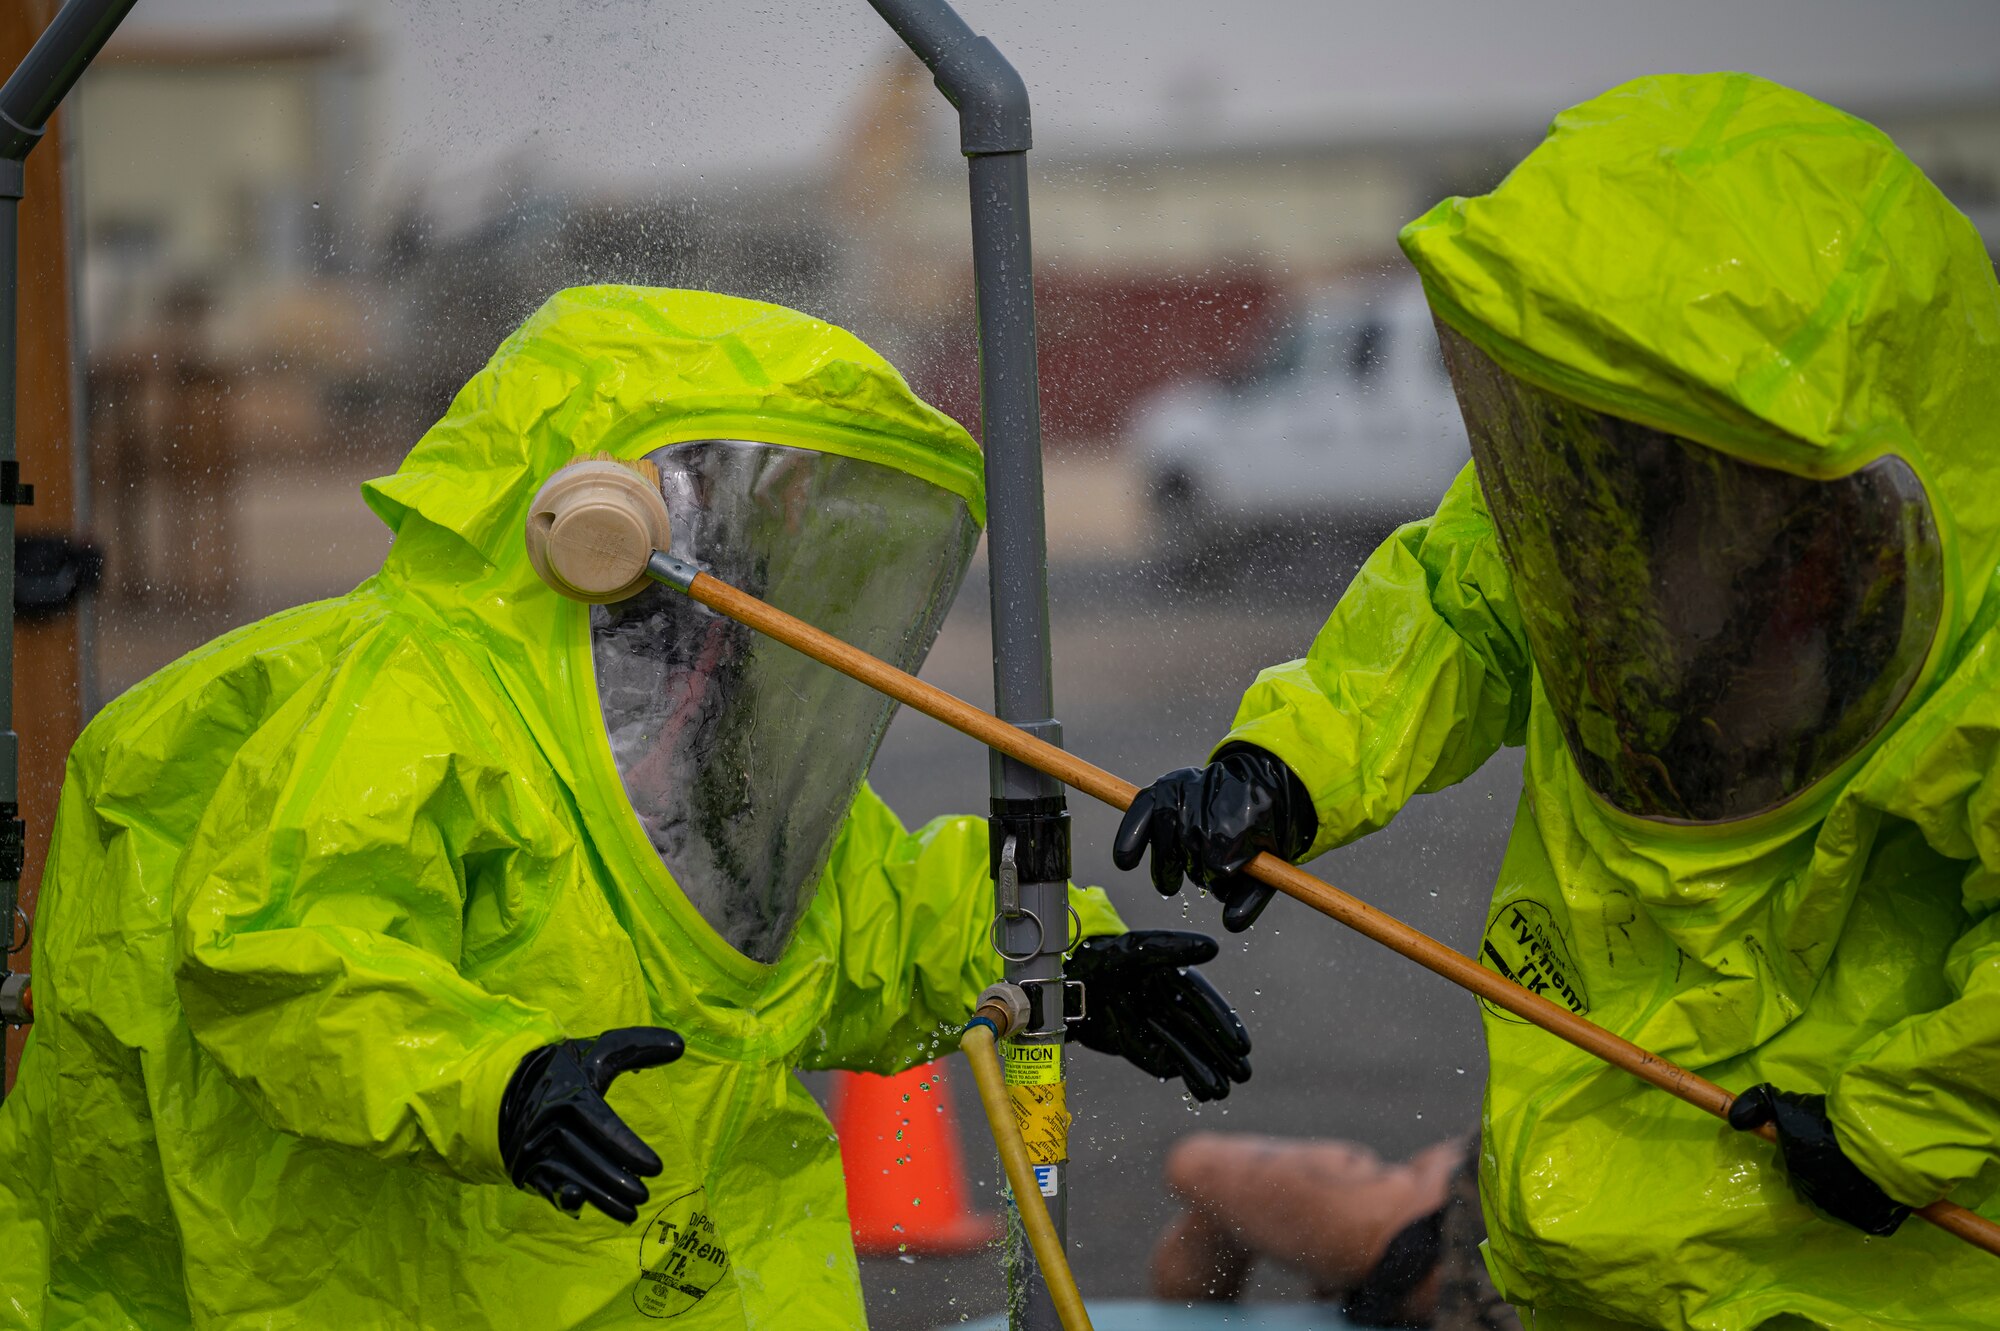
[0,971,30,1024]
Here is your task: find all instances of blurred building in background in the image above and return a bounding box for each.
[77,26,371,335]
[75,21,396,634]
[60,11,2000,700]
[866,126,1532,446]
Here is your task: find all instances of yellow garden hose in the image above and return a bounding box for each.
[961,1016,1093,1331]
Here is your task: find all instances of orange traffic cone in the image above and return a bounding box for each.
[832,1059,998,1256]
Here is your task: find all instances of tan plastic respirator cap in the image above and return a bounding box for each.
[524,458,673,603]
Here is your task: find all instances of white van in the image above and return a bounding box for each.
[1127,278,1469,578]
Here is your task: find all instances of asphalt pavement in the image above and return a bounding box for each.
[852,543,1523,1329]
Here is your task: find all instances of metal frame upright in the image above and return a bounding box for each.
[862,5,1073,1328]
[0,0,140,1029]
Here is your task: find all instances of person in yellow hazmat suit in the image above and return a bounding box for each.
[1113,74,2000,1329]
[0,286,1255,1329]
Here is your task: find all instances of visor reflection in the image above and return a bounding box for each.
[592,440,978,960]
[1439,323,1942,823]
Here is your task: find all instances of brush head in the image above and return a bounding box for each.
[525,456,673,603]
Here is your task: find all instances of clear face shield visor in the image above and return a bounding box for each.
[590,440,980,961]
[1438,323,1944,824]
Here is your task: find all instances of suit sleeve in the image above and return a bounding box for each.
[1216,463,1535,859]
[172,628,567,1185]
[1831,624,2000,1207]
[798,781,1123,1073]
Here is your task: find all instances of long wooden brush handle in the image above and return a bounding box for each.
[682,568,2000,1258]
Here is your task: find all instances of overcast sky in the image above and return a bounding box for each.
[120,0,2000,202]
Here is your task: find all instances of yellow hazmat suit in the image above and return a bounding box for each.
[1221,75,2000,1327]
[0,287,1120,1328]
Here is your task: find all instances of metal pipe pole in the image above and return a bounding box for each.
[862,4,1069,1327]
[0,0,142,1034]
[0,193,17,973]
[0,0,137,151]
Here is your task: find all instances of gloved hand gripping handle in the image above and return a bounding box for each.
[1112,748,1318,932]
[1729,1084,1913,1236]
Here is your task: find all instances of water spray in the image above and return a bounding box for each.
[526,456,2000,1263]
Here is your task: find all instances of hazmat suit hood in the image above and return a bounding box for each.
[1401,71,2000,689]
[364,283,985,598]
[366,284,989,974]
[365,285,986,556]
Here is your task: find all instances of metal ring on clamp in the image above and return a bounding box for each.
[1064,902,1084,953]
[989,907,1046,963]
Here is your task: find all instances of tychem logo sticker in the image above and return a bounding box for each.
[1479,899,1588,1022]
[635,1188,731,1320]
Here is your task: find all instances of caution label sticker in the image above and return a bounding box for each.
[1006,1081,1070,1166]
[1002,1041,1062,1086]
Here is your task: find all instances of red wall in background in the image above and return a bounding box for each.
[908,269,1286,449]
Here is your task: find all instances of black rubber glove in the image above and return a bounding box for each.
[1112,745,1317,932]
[1066,930,1252,1102]
[499,1026,686,1224]
[1728,1084,1911,1236]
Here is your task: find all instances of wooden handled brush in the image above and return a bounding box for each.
[524,456,2000,1260]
